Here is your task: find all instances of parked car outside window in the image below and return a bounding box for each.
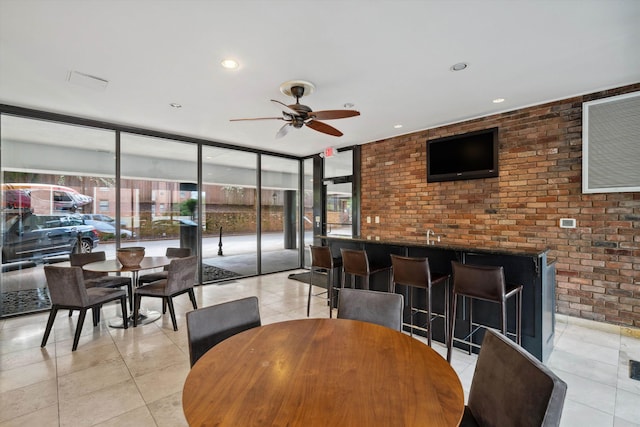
[3,189,31,209]
[151,218,197,238]
[1,212,99,263]
[82,213,128,227]
[81,214,134,240]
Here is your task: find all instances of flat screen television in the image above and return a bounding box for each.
[426,127,499,182]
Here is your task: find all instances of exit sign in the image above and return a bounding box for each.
[324,147,335,157]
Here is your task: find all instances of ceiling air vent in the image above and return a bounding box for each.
[67,70,108,91]
[582,91,640,193]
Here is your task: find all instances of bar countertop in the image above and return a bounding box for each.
[318,235,550,259]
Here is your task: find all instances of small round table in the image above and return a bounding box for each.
[83,256,172,328]
[182,318,464,426]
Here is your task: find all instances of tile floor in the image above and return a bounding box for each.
[1,271,639,426]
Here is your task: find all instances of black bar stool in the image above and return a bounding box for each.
[390,254,450,346]
[447,261,523,363]
[340,248,391,291]
[307,245,342,318]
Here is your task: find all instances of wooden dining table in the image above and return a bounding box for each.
[182,318,464,426]
[83,256,172,328]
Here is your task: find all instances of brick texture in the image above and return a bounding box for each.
[360,83,640,327]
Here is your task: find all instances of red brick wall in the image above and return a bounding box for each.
[361,83,640,327]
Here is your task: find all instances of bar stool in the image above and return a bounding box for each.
[340,248,391,291]
[447,261,523,363]
[390,254,450,346]
[307,245,342,318]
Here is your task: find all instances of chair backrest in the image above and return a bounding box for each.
[186,296,261,367]
[337,288,403,331]
[451,261,506,302]
[310,245,333,270]
[163,247,192,272]
[391,254,432,290]
[70,251,107,280]
[467,329,567,427]
[44,265,89,307]
[166,247,192,258]
[340,248,370,277]
[166,256,198,294]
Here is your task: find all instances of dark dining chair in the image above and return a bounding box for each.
[42,265,128,351]
[337,288,404,331]
[186,296,262,367]
[460,329,567,427]
[133,256,198,331]
[70,251,133,309]
[138,247,192,285]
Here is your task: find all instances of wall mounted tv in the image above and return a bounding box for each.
[426,127,499,182]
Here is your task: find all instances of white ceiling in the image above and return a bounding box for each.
[1,0,639,158]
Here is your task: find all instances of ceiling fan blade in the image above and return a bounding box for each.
[230,117,284,121]
[307,110,360,120]
[271,99,300,116]
[275,123,292,139]
[306,120,343,137]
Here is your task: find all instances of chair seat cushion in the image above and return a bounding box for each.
[136,279,169,297]
[370,265,391,275]
[86,287,126,306]
[431,272,450,286]
[138,271,168,283]
[85,276,131,289]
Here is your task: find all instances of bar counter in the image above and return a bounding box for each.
[319,235,556,362]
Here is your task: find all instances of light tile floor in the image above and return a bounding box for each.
[1,271,639,426]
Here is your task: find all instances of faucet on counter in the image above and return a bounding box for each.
[426,229,442,245]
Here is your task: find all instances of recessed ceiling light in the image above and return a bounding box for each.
[221,59,239,69]
[170,103,182,108]
[450,62,468,72]
[394,124,403,129]
[492,98,505,103]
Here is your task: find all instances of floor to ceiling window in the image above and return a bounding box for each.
[200,145,258,279]
[1,107,309,317]
[1,115,116,316]
[120,133,198,268]
[260,155,300,274]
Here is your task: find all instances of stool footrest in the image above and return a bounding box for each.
[453,324,520,350]
[410,307,446,321]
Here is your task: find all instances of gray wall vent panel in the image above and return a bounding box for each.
[582,91,640,193]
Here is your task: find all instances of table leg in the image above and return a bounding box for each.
[109,271,161,328]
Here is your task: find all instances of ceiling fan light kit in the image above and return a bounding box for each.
[230,80,360,139]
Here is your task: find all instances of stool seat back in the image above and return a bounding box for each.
[452,262,507,302]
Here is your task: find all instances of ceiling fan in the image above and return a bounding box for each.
[230,80,360,138]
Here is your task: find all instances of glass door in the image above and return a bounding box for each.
[325,181,352,237]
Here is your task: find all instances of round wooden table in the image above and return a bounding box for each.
[182,318,464,426]
[83,256,172,327]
